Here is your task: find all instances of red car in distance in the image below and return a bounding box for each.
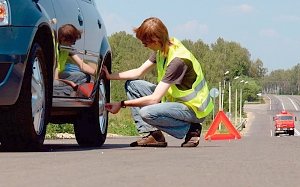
[273,111,296,136]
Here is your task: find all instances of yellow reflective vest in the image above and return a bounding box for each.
[156,38,214,118]
[55,43,69,73]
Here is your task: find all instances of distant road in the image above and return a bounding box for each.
[263,94,300,136]
[1,94,300,187]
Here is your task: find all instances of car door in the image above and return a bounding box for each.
[76,0,103,71]
[51,0,88,98]
[51,0,84,55]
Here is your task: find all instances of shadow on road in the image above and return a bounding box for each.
[0,142,131,153]
[43,142,132,152]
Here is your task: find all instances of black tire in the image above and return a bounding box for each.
[0,43,50,151]
[74,77,109,147]
[289,129,294,136]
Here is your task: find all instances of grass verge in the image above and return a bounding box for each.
[107,108,139,136]
[46,123,74,139]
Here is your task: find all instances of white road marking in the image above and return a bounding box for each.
[281,101,285,111]
[288,97,299,111]
[294,128,300,136]
[266,95,272,110]
[270,130,273,137]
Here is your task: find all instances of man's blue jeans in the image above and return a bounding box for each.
[125,80,204,139]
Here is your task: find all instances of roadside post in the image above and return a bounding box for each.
[210,88,219,120]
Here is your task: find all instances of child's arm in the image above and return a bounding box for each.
[70,54,96,76]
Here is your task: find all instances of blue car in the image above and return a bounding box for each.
[0,0,112,150]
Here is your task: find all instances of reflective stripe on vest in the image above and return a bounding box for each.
[198,93,211,111]
[177,78,211,111]
[178,78,206,102]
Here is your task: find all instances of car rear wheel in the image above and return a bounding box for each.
[74,78,109,147]
[0,43,50,151]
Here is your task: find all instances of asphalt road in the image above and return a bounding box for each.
[1,95,300,187]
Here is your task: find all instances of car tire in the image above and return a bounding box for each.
[289,129,294,136]
[0,42,50,151]
[74,77,109,147]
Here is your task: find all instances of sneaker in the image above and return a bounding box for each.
[181,123,202,147]
[130,130,167,147]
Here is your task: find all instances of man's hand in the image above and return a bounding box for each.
[102,65,111,80]
[105,102,122,114]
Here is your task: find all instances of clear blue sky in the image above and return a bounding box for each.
[96,0,300,72]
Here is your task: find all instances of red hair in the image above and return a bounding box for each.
[134,17,170,51]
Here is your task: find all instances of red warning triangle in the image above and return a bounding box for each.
[204,110,241,140]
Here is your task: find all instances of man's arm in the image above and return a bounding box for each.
[105,81,171,114]
[123,81,170,107]
[103,60,155,80]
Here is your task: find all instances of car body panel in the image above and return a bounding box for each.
[0,0,56,105]
[0,26,36,105]
[50,0,84,53]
